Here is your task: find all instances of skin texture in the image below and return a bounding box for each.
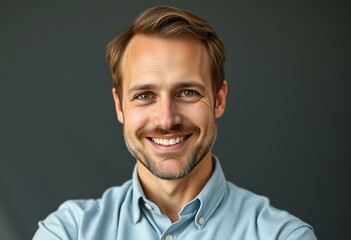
[113,34,227,222]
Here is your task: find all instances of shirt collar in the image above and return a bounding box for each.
[193,155,227,229]
[131,166,144,223]
[131,156,227,227]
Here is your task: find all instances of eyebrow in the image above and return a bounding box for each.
[127,81,207,96]
[127,83,158,96]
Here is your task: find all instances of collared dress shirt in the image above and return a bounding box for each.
[33,157,317,240]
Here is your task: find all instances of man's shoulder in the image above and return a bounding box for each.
[222,181,316,239]
[60,179,133,214]
[224,181,306,222]
[225,181,271,204]
[33,180,133,239]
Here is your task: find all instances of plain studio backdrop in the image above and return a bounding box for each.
[0,1,350,239]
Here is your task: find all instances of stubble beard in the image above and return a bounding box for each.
[124,124,217,180]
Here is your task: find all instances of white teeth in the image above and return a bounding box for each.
[151,136,184,146]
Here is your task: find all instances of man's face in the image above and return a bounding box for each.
[113,34,226,180]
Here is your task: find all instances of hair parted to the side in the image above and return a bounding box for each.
[106,5,225,100]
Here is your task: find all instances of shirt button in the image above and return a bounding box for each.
[165,234,173,240]
[198,217,205,225]
[144,202,153,210]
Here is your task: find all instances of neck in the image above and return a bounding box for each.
[137,153,213,222]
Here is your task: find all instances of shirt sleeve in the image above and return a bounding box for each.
[33,222,63,240]
[285,226,317,240]
[33,203,77,240]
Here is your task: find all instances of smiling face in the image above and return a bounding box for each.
[113,34,226,180]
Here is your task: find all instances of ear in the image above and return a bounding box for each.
[214,80,227,119]
[112,88,124,124]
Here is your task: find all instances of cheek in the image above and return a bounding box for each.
[181,103,215,129]
[123,106,150,132]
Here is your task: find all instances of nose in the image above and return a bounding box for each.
[153,97,182,130]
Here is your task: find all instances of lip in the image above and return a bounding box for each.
[145,134,192,151]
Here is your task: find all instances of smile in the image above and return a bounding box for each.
[151,136,185,146]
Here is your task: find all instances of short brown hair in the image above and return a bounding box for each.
[106,5,225,100]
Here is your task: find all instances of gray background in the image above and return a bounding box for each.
[1,1,350,239]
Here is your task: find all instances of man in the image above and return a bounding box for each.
[34,5,317,240]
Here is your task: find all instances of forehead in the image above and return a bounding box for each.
[123,34,207,61]
[121,34,211,86]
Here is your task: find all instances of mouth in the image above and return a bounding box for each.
[151,136,184,146]
[146,134,191,147]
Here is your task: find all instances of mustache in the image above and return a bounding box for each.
[137,125,199,138]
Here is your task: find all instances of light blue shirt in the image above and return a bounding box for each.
[33,157,317,239]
